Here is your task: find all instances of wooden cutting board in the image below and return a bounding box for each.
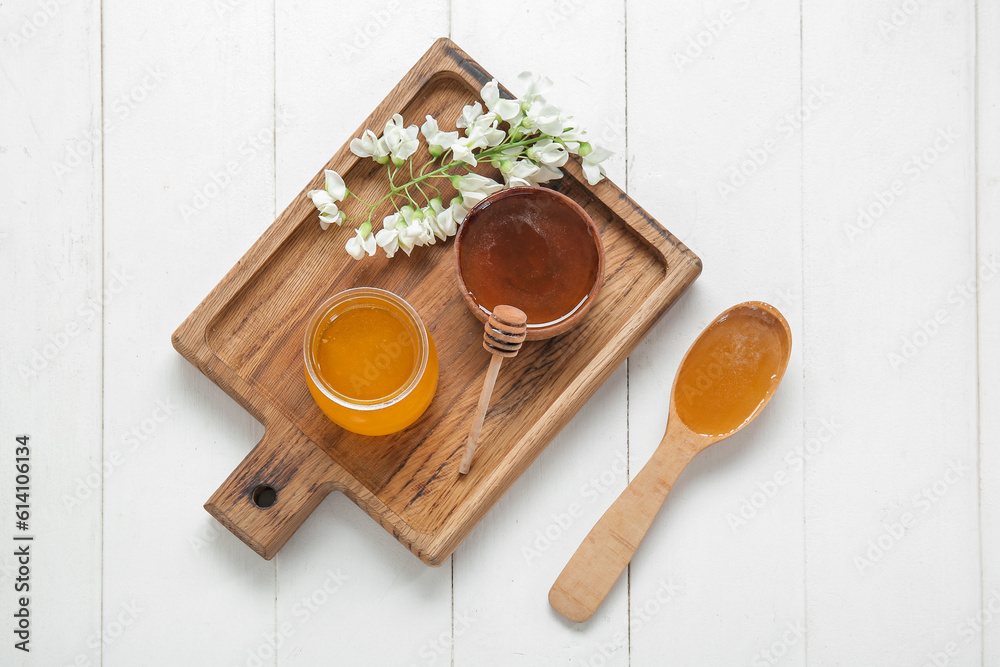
[171,38,702,566]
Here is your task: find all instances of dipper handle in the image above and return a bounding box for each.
[459,306,527,475]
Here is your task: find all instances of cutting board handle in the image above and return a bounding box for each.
[204,422,341,559]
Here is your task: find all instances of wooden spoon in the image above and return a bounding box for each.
[549,301,792,622]
[459,305,528,475]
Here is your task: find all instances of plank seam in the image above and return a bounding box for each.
[99,0,106,664]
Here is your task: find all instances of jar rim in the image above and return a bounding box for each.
[303,287,430,412]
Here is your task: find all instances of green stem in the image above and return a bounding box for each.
[348,134,550,222]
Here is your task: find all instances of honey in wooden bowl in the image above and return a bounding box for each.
[454,187,604,340]
[303,288,438,436]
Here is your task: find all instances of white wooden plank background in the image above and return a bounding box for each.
[0,0,995,665]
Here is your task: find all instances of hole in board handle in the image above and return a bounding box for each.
[251,485,277,508]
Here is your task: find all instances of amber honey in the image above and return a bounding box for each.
[303,288,438,436]
[674,309,785,436]
[456,187,602,337]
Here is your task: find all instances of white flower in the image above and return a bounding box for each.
[456,102,484,130]
[436,208,458,239]
[473,115,506,147]
[450,142,477,167]
[517,71,553,107]
[454,120,507,166]
[456,173,503,207]
[557,128,589,154]
[497,145,525,160]
[345,222,377,260]
[482,79,522,124]
[579,142,613,185]
[323,169,347,200]
[451,103,507,166]
[307,190,342,229]
[374,213,404,258]
[318,208,344,229]
[425,198,457,240]
[530,163,563,185]
[420,116,459,156]
[451,126,491,166]
[350,130,388,163]
[397,221,421,255]
[526,138,568,168]
[530,101,572,137]
[381,114,420,165]
[376,213,421,257]
[399,206,435,246]
[307,170,347,229]
[450,196,470,225]
[501,159,540,188]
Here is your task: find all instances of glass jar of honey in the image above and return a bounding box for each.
[303,288,438,436]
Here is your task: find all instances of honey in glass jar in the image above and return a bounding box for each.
[303,288,438,436]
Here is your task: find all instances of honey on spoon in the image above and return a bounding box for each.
[549,301,792,623]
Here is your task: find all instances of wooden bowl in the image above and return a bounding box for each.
[453,186,605,341]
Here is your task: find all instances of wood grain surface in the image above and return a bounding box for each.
[172,38,702,565]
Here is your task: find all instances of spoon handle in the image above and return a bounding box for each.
[549,434,698,622]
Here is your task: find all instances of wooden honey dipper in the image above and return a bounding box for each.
[459,305,528,475]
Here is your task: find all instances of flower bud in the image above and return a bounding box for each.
[429,144,444,158]
[577,142,593,157]
[358,221,372,238]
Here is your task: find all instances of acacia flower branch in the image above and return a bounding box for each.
[307,73,613,260]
